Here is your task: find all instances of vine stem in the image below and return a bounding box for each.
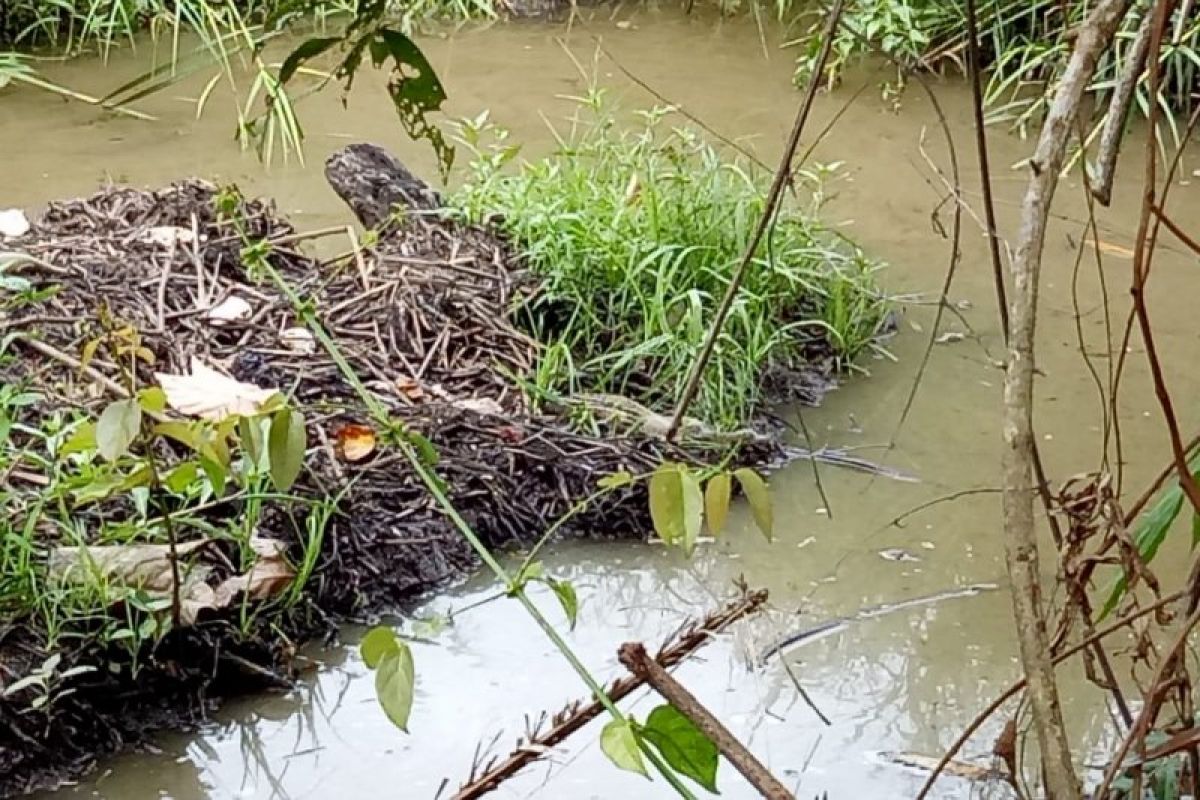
[260,262,696,799]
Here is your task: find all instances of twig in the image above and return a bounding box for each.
[964,0,1009,336]
[664,0,847,441]
[618,641,794,800]
[999,2,1134,797]
[1091,3,1155,205]
[17,336,130,399]
[451,589,768,799]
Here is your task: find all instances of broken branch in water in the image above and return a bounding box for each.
[450,588,768,800]
[618,641,795,800]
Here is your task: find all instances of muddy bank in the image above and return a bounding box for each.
[0,143,844,795]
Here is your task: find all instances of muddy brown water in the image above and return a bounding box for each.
[5,7,1200,798]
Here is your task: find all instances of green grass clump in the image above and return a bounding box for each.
[450,96,889,431]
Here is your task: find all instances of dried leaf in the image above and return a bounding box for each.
[156,358,278,421]
[280,327,316,354]
[140,226,195,248]
[335,423,377,462]
[206,295,253,325]
[452,397,504,416]
[395,376,425,400]
[0,209,30,239]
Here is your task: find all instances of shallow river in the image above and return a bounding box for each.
[5,7,1200,799]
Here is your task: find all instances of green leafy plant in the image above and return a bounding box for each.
[450,99,887,432]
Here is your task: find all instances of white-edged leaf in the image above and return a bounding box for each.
[600,718,648,777]
[280,327,316,354]
[206,295,253,325]
[155,357,278,421]
[96,399,141,462]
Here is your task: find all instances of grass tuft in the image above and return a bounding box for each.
[449,95,889,431]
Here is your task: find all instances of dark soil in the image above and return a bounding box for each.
[0,144,811,796]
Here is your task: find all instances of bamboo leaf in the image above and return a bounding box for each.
[268,408,306,491]
[734,468,773,541]
[704,473,732,536]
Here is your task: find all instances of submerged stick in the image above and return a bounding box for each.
[618,641,794,800]
[664,0,847,441]
[451,588,768,800]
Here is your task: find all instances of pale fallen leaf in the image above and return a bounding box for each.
[334,423,377,462]
[0,209,30,239]
[878,548,921,563]
[1093,237,1135,259]
[280,327,316,354]
[212,536,295,605]
[934,331,965,344]
[453,397,505,416]
[206,295,253,325]
[156,357,278,421]
[141,226,196,248]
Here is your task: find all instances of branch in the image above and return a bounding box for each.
[664,0,847,440]
[451,589,768,799]
[1000,1,1133,798]
[1091,3,1154,205]
[618,642,794,800]
[914,589,1186,799]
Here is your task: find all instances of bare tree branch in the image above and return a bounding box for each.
[1000,1,1134,797]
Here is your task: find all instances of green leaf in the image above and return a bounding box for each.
[1100,471,1190,618]
[371,28,454,180]
[59,421,96,456]
[734,468,773,541]
[546,577,579,629]
[407,431,439,466]
[704,473,731,536]
[238,416,267,471]
[374,641,415,732]
[360,626,400,669]
[278,36,341,85]
[96,399,141,461]
[198,453,227,497]
[164,461,200,494]
[268,408,306,491]
[136,386,167,413]
[679,469,704,556]
[153,421,199,451]
[598,470,633,489]
[650,464,702,548]
[641,704,719,793]
[600,718,648,778]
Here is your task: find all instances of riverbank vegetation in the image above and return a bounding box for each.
[450,97,887,430]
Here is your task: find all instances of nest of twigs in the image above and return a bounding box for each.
[0,144,790,794]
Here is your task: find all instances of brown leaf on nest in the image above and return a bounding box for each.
[335,423,377,462]
[395,376,425,401]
